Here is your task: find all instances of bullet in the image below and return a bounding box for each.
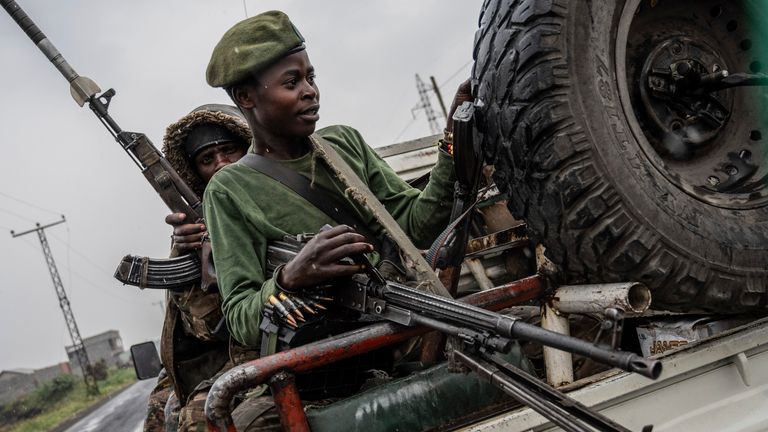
[278,292,306,322]
[305,294,334,303]
[291,296,317,315]
[269,295,298,327]
[307,299,327,311]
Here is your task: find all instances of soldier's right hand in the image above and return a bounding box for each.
[278,225,373,291]
[165,212,207,254]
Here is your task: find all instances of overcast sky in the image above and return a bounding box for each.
[0,0,481,371]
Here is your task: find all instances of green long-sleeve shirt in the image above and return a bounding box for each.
[203,125,455,346]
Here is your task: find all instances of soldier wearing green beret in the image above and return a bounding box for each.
[202,10,472,428]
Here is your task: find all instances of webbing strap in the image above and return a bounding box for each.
[266,331,278,357]
[308,135,450,298]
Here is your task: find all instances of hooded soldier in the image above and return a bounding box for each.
[163,103,251,198]
[143,104,251,432]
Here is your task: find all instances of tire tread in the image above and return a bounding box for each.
[473,0,767,311]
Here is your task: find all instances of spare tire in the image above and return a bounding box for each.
[472,0,768,311]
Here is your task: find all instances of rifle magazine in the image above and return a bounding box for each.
[114,253,201,290]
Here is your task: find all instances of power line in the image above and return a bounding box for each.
[381,85,414,138]
[439,60,472,88]
[0,207,36,223]
[48,231,119,277]
[0,191,62,216]
[68,266,150,307]
[392,116,420,143]
[13,228,153,307]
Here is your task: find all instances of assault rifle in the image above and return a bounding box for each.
[261,234,661,432]
[1,0,211,290]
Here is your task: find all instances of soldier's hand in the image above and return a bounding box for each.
[278,225,373,291]
[165,212,207,254]
[446,79,473,133]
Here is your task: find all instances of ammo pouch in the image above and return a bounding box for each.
[169,285,228,342]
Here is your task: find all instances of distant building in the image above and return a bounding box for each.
[0,330,125,404]
[0,362,71,404]
[65,330,124,376]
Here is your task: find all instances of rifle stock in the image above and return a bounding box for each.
[2,0,213,290]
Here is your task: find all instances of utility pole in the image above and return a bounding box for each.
[11,216,100,395]
[414,74,442,135]
[429,75,448,119]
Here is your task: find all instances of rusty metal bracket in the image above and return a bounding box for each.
[465,223,529,258]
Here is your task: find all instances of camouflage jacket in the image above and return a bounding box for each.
[159,104,254,404]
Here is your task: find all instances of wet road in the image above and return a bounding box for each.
[64,379,155,432]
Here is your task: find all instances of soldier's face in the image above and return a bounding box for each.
[194,142,247,183]
[243,50,320,139]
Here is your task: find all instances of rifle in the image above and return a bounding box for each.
[265,234,659,376]
[256,234,660,431]
[1,0,209,290]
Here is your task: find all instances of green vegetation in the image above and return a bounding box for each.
[0,368,137,432]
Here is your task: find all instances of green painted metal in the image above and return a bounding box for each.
[306,344,532,432]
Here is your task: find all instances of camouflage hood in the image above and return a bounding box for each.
[162,104,251,197]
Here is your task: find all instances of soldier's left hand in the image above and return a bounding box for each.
[165,212,207,253]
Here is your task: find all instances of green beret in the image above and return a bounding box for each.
[206,10,305,88]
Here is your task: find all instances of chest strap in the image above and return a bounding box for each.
[308,135,450,298]
[237,152,379,248]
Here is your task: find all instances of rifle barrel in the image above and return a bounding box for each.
[380,280,662,379]
[2,0,77,81]
[2,0,101,106]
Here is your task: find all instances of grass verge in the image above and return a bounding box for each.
[0,368,137,432]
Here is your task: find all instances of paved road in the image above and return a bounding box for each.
[64,379,155,432]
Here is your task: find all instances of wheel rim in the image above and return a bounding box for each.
[616,0,768,210]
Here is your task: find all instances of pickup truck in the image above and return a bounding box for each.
[375,131,768,432]
[196,125,768,431]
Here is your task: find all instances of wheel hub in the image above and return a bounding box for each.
[617,0,768,209]
[639,36,733,159]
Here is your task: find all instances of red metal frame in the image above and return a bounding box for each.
[269,371,310,432]
[205,275,543,431]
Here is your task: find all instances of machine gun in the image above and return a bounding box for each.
[255,233,661,432]
[337,264,659,431]
[1,0,211,290]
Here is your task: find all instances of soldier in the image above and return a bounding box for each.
[143,369,173,432]
[202,10,471,429]
[143,103,251,432]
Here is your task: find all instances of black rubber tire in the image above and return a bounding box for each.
[472,0,768,312]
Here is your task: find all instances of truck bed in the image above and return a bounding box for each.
[464,317,768,432]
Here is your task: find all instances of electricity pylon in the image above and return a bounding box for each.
[11,216,99,395]
[415,74,442,135]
